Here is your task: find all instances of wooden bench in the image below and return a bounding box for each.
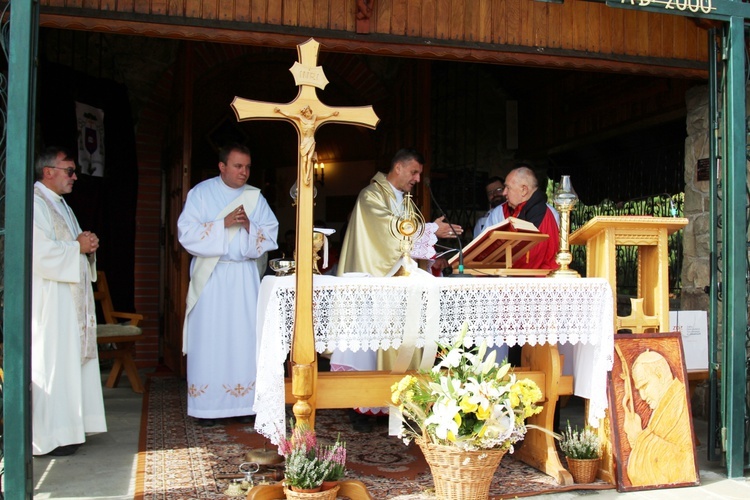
[93,271,144,393]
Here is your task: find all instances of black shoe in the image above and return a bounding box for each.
[352,414,374,433]
[47,444,80,456]
[195,418,216,427]
[236,415,254,424]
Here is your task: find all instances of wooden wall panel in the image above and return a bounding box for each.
[389,0,406,35]
[330,0,346,31]
[609,6,623,55]
[219,0,233,20]
[314,0,329,29]
[117,0,133,12]
[282,0,298,25]
[185,0,201,18]
[587,2,603,54]
[518,0,532,48]
[299,0,314,26]
[202,0,218,20]
[41,0,710,71]
[168,0,184,17]
[422,0,437,38]
[492,0,506,45]
[235,0,250,21]
[623,9,638,56]
[267,0,282,24]
[684,17,698,59]
[505,0,520,46]
[134,0,149,14]
[407,0,421,37]
[532,2,547,49]
[375,0,392,34]
[571,0,587,52]
[546,2,560,49]
[449,0,464,41]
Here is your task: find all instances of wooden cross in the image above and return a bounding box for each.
[231,38,379,427]
[616,298,661,333]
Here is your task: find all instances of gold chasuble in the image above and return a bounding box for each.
[336,171,423,371]
[337,172,404,277]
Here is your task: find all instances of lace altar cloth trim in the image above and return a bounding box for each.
[254,276,614,443]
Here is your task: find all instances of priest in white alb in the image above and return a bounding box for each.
[32,146,107,456]
[178,143,279,426]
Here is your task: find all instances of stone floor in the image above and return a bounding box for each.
[24,370,750,499]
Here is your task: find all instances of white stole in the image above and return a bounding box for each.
[182,185,260,353]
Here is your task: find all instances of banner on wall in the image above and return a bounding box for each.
[76,101,105,176]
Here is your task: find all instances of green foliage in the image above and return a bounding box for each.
[558,421,600,460]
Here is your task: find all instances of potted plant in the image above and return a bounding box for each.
[557,420,601,484]
[277,422,345,498]
[390,322,545,499]
[319,436,346,490]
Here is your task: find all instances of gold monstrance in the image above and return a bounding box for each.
[388,192,426,276]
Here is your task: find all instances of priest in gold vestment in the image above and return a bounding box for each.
[331,148,460,429]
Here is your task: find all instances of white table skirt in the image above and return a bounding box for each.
[254,274,614,443]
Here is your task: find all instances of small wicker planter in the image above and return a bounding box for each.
[417,438,506,500]
[284,485,339,499]
[565,456,600,484]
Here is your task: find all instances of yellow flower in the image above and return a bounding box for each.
[459,397,478,414]
[476,404,491,421]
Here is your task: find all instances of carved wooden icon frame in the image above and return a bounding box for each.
[608,332,700,492]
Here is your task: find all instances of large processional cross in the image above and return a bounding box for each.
[231,38,379,430]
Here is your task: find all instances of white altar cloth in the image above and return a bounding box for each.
[254,275,614,442]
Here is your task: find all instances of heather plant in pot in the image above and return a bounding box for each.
[277,422,347,493]
[557,420,601,483]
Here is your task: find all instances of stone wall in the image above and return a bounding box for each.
[681,85,711,313]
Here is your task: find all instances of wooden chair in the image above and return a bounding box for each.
[94,271,144,393]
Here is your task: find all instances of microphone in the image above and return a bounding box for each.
[425,177,468,277]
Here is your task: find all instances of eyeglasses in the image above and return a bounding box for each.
[486,187,504,196]
[45,166,77,178]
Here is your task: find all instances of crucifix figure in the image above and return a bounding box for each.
[231,38,379,428]
[273,105,339,184]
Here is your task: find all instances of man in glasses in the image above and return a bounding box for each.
[473,175,505,237]
[31,146,106,456]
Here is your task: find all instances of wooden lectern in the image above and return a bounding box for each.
[448,217,550,276]
[569,216,688,332]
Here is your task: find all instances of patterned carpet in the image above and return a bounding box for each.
[135,376,614,499]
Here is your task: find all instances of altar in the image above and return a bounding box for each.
[254,275,614,449]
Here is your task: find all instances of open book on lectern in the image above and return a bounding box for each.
[447,217,550,276]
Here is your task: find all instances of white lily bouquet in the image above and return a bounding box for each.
[390,323,544,452]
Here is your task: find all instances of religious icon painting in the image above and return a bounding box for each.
[608,332,700,492]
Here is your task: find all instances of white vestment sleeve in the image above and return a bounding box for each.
[33,197,81,284]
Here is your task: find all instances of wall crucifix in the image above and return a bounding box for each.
[230,38,379,428]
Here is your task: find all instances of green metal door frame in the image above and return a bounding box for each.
[4,0,39,498]
[719,16,748,476]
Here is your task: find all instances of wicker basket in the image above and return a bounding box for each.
[565,456,600,484]
[416,438,506,500]
[284,485,339,499]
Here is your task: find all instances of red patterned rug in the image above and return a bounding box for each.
[135,376,614,499]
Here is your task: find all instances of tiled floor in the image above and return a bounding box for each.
[27,371,750,499]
